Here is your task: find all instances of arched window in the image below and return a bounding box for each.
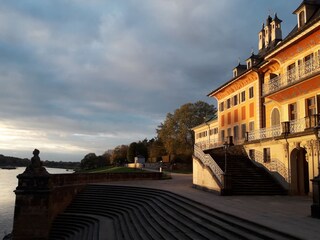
[271,108,280,126]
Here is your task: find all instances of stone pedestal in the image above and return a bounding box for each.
[221,173,232,196]
[12,149,53,240]
[12,173,52,240]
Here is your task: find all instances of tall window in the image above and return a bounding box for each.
[263,148,271,163]
[219,102,224,112]
[249,121,254,131]
[304,54,314,74]
[241,123,247,139]
[249,87,254,98]
[221,130,225,142]
[233,95,238,106]
[287,63,296,83]
[289,103,297,121]
[306,97,316,116]
[241,91,246,102]
[271,108,280,126]
[227,128,231,137]
[233,125,239,140]
[226,99,231,109]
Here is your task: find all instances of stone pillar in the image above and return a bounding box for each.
[311,175,320,218]
[12,149,52,240]
[13,175,52,239]
[221,173,232,196]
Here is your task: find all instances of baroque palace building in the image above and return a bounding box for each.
[193,0,320,195]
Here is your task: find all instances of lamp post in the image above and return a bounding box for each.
[221,140,232,195]
[223,141,229,174]
[311,127,320,218]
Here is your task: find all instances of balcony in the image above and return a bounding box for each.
[196,115,320,151]
[248,114,320,141]
[263,58,320,96]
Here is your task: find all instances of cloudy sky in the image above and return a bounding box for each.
[0,0,302,161]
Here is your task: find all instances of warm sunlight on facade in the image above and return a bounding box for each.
[193,1,320,195]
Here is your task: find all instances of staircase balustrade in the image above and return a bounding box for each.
[194,144,223,184]
[253,150,290,182]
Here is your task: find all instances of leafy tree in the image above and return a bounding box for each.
[127,140,149,162]
[80,153,98,170]
[157,101,216,159]
[101,151,112,165]
[127,142,138,163]
[111,145,128,165]
[148,138,167,162]
[80,153,109,170]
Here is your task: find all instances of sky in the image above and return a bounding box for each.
[0,0,302,161]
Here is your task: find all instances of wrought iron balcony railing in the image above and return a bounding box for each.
[248,114,319,141]
[196,114,320,151]
[263,58,320,96]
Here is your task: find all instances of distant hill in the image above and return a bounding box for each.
[0,154,80,169]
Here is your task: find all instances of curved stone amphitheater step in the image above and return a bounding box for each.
[49,185,299,240]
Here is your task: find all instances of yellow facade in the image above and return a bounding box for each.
[193,1,320,195]
[193,117,219,150]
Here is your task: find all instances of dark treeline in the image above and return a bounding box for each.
[0,155,29,167]
[43,160,80,169]
[0,154,80,169]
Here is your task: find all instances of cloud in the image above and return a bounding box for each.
[0,0,302,160]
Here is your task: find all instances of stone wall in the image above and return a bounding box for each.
[12,172,162,240]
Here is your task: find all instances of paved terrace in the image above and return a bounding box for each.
[104,173,320,240]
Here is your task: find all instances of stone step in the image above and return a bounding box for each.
[72,194,206,239]
[50,185,296,240]
[69,199,173,240]
[49,213,99,240]
[85,185,295,239]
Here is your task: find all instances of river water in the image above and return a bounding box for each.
[0,167,73,237]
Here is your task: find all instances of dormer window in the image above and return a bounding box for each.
[233,69,237,78]
[299,10,305,28]
[247,60,252,69]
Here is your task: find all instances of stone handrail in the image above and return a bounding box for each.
[194,144,223,183]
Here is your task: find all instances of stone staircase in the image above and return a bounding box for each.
[205,146,287,195]
[49,185,297,239]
